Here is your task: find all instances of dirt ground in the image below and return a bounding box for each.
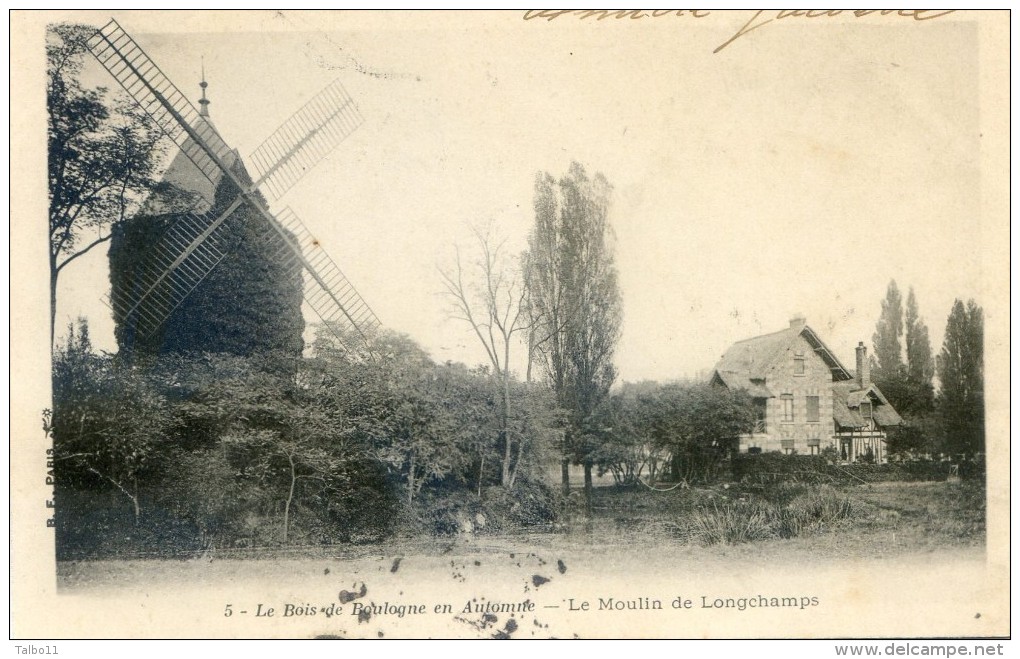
[45,480,1001,639]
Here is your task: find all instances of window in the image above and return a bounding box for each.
[781,394,794,422]
[781,439,795,455]
[753,398,767,433]
[794,352,805,376]
[807,437,820,455]
[860,401,873,429]
[806,395,820,423]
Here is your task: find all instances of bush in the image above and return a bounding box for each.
[688,500,777,545]
[406,478,560,536]
[778,486,860,538]
[482,478,561,532]
[731,453,983,486]
[731,453,833,485]
[54,487,202,560]
[675,485,863,546]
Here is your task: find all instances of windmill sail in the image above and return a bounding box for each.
[248,78,364,203]
[268,208,381,345]
[87,19,380,351]
[87,21,234,185]
[107,210,236,338]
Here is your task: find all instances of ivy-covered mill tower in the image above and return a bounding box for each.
[108,79,304,360]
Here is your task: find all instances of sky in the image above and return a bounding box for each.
[48,10,991,384]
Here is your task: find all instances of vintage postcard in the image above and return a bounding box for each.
[10,9,1010,641]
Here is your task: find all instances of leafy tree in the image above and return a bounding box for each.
[937,299,984,458]
[877,287,939,459]
[47,24,175,348]
[595,381,669,486]
[164,351,391,545]
[503,379,563,490]
[886,414,943,460]
[524,162,623,509]
[598,382,755,486]
[313,328,485,503]
[652,383,756,484]
[871,284,939,457]
[219,405,349,544]
[871,279,905,383]
[49,319,178,524]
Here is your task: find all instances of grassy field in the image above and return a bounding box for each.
[557,478,985,554]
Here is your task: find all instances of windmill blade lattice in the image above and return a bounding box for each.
[249,79,364,203]
[87,19,381,351]
[266,208,381,345]
[106,210,236,337]
[87,20,234,186]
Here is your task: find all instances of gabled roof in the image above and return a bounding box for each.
[832,381,903,428]
[715,326,798,380]
[799,326,854,381]
[712,370,773,398]
[712,322,854,389]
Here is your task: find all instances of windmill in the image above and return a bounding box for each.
[85,19,381,356]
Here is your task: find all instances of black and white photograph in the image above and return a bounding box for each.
[10,9,1011,643]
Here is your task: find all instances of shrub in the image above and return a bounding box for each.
[778,486,859,538]
[688,500,777,545]
[731,453,833,485]
[677,485,864,546]
[406,477,560,536]
[482,478,561,532]
[54,486,202,560]
[731,453,982,486]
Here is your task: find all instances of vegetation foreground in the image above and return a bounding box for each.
[58,478,985,584]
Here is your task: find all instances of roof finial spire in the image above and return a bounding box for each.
[198,57,210,117]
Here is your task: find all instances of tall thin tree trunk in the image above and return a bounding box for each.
[500,375,512,486]
[407,452,416,504]
[132,478,140,526]
[87,467,140,528]
[561,458,570,497]
[583,460,593,516]
[526,331,535,383]
[477,455,485,497]
[284,451,296,543]
[50,268,58,352]
[500,430,511,486]
[508,434,527,490]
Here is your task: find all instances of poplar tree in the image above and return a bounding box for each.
[937,299,984,458]
[871,280,905,382]
[904,287,935,412]
[524,162,622,509]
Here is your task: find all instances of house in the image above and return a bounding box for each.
[710,316,902,463]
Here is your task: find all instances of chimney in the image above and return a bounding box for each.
[789,314,806,329]
[856,341,870,389]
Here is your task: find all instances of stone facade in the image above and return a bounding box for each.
[712,318,902,462]
[741,332,836,456]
